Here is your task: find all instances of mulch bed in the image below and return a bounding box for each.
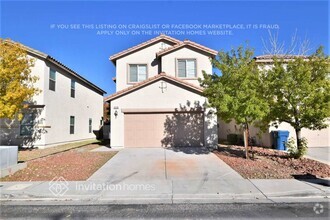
[1,144,117,181]
[213,145,330,179]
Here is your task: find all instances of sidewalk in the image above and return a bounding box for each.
[1,178,329,204]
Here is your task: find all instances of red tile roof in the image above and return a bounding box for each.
[104,73,204,102]
[156,39,218,57]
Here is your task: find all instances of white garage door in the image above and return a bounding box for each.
[124,112,204,148]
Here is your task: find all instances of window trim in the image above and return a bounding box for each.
[70,116,75,134]
[71,80,75,98]
[49,68,56,91]
[176,58,197,79]
[127,63,148,84]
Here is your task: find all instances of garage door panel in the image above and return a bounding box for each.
[124,112,204,148]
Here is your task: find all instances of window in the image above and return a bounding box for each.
[49,68,56,91]
[71,80,75,98]
[177,59,196,78]
[89,118,92,133]
[70,116,75,134]
[129,64,147,83]
[20,113,35,136]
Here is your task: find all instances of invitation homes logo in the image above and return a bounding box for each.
[49,176,69,197]
[48,176,156,197]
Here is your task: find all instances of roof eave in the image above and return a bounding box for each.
[46,56,106,95]
[156,43,217,58]
[104,73,203,102]
[109,35,181,63]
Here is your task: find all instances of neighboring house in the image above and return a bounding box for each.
[0,42,106,148]
[105,34,218,148]
[218,55,330,148]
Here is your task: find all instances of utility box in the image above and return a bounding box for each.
[0,146,18,169]
[272,130,289,150]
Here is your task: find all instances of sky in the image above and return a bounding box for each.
[1,0,329,95]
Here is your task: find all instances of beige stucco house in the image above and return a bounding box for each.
[0,42,106,148]
[105,34,218,148]
[218,55,330,148]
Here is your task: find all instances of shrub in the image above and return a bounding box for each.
[286,137,308,159]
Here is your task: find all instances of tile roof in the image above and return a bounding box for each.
[156,39,218,57]
[254,54,308,63]
[109,34,181,63]
[104,72,204,102]
[4,39,106,95]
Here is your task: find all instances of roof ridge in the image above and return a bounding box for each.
[255,54,308,59]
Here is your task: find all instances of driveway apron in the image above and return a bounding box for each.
[88,147,243,182]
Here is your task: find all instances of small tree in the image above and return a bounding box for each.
[0,39,39,120]
[200,46,269,159]
[263,47,330,158]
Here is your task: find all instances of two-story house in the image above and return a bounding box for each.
[105,34,218,148]
[218,55,330,148]
[0,42,106,148]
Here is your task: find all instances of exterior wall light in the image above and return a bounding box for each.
[114,110,118,118]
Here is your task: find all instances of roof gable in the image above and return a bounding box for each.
[104,73,203,102]
[156,40,217,57]
[110,34,181,63]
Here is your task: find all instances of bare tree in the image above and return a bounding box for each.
[262,29,312,55]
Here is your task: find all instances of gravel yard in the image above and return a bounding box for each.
[214,145,330,179]
[18,139,101,162]
[1,143,117,181]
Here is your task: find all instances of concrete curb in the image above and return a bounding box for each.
[0,163,27,178]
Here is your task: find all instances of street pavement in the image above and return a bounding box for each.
[1,203,329,219]
[0,147,329,204]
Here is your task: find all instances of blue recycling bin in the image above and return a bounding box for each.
[276,130,289,150]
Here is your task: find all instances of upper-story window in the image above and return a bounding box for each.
[71,80,75,98]
[128,64,147,83]
[177,59,197,78]
[49,68,56,91]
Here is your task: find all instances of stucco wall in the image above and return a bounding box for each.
[41,62,103,148]
[0,54,104,148]
[0,56,47,147]
[161,47,213,86]
[218,119,330,148]
[110,79,217,148]
[115,41,173,91]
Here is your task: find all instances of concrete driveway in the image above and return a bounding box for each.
[88,147,243,182]
[306,147,330,165]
